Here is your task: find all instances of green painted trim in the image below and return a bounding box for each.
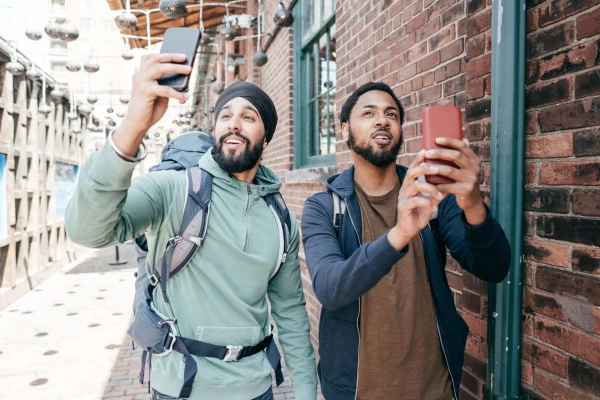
[487,0,527,399]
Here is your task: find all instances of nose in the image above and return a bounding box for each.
[227,114,242,133]
[374,112,390,130]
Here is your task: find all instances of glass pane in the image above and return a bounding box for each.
[323,0,334,22]
[318,94,328,155]
[327,92,336,154]
[313,1,322,32]
[302,0,313,42]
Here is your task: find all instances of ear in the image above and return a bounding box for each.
[263,136,268,150]
[341,122,349,143]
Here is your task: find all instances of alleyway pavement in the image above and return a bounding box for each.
[0,243,321,400]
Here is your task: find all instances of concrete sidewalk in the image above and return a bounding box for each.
[0,243,320,400]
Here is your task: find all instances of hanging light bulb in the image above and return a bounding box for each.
[44,20,61,39]
[159,0,188,19]
[252,51,268,67]
[106,107,114,114]
[273,2,294,27]
[87,94,98,104]
[221,23,236,41]
[122,49,134,60]
[39,104,52,116]
[50,88,64,102]
[118,12,138,30]
[107,119,117,127]
[7,60,25,76]
[25,27,43,41]
[58,22,80,42]
[208,73,217,83]
[213,84,224,95]
[84,59,100,73]
[66,60,81,72]
[179,100,187,105]
[79,104,92,115]
[116,110,126,118]
[119,95,130,105]
[200,31,212,46]
[26,68,41,80]
[67,111,78,120]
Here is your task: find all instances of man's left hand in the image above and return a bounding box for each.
[424,137,487,225]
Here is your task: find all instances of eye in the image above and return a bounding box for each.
[220,114,231,119]
[363,111,373,116]
[243,115,255,121]
[387,112,398,118]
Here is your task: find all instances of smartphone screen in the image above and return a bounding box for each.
[157,28,201,92]
[421,106,463,185]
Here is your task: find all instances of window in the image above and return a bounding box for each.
[79,19,91,31]
[294,0,336,168]
[52,0,65,5]
[51,62,67,72]
[104,21,117,33]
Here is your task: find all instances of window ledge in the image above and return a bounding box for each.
[284,165,338,185]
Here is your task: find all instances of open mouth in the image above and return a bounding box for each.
[372,131,393,145]
[223,136,246,147]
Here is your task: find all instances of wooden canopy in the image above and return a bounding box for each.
[106,0,246,49]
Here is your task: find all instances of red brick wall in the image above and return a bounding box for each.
[521,1,600,399]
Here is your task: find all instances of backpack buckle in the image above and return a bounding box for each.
[223,345,243,362]
[168,235,182,247]
[149,274,159,287]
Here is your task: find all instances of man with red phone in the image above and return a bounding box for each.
[301,82,510,400]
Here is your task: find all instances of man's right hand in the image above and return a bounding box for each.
[113,53,192,157]
[387,150,446,251]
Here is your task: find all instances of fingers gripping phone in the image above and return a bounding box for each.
[422,106,464,185]
[157,28,201,92]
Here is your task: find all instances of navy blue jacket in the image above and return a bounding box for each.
[301,165,511,400]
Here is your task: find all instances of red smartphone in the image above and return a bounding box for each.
[157,28,201,92]
[422,106,463,185]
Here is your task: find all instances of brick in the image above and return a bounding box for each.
[406,137,423,153]
[466,53,491,80]
[406,42,427,64]
[539,41,598,81]
[400,93,417,109]
[522,361,533,385]
[526,163,537,184]
[525,287,569,323]
[524,239,570,268]
[577,6,600,40]
[574,129,600,156]
[461,290,481,314]
[537,216,600,247]
[526,132,574,158]
[576,69,600,99]
[536,265,600,306]
[407,10,429,33]
[527,61,540,85]
[535,316,600,367]
[434,66,446,82]
[466,78,485,100]
[465,98,491,121]
[522,337,568,378]
[466,122,484,141]
[430,25,456,51]
[423,72,435,87]
[527,78,572,108]
[466,34,485,60]
[527,21,575,58]
[569,358,600,397]
[470,141,489,161]
[463,272,488,296]
[461,311,487,338]
[533,368,594,400]
[524,188,570,213]
[446,60,461,77]
[526,110,539,134]
[572,246,600,275]
[539,0,600,27]
[528,8,540,33]
[397,63,417,82]
[411,76,424,91]
[416,17,442,42]
[539,161,600,186]
[573,190,600,217]
[444,75,466,96]
[418,85,442,103]
[540,99,600,132]
[467,0,486,15]
[440,39,464,63]
[442,2,465,25]
[417,52,441,73]
[464,352,487,380]
[461,369,480,396]
[467,8,491,37]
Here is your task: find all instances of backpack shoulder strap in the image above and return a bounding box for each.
[264,192,291,280]
[150,167,213,302]
[330,191,346,238]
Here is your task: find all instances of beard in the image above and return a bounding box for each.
[347,126,402,168]
[212,131,265,174]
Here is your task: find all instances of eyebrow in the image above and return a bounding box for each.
[361,104,399,112]
[222,104,259,114]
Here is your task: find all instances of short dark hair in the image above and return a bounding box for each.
[340,82,404,126]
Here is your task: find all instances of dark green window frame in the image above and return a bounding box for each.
[293,0,336,168]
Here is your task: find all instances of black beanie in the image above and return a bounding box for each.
[214,82,278,143]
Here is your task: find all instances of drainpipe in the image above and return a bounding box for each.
[486,0,528,399]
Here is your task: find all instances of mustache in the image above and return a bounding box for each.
[370,128,392,138]
[219,131,251,144]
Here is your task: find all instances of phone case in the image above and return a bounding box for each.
[422,106,463,185]
[157,28,201,92]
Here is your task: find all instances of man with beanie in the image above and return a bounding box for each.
[65,53,317,400]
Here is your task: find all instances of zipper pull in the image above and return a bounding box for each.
[247,184,251,195]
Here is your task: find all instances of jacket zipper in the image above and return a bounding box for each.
[419,231,458,399]
[344,198,362,400]
[243,184,251,251]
